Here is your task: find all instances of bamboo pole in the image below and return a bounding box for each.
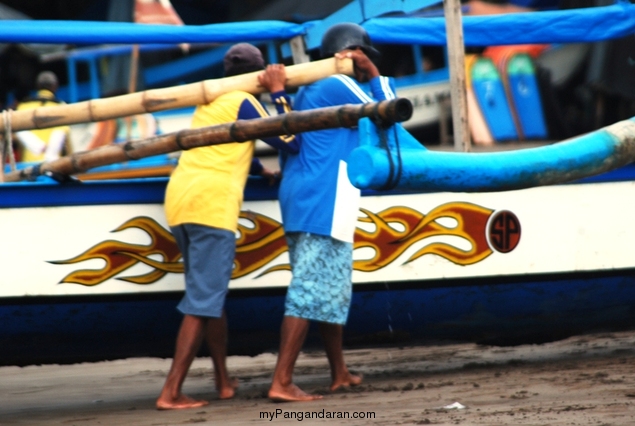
[4,98,412,183]
[0,57,354,133]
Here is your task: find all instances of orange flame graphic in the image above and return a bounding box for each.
[354,203,494,271]
[234,211,289,277]
[50,217,182,286]
[54,202,498,286]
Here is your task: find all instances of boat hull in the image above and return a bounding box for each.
[2,165,635,365]
[2,268,634,366]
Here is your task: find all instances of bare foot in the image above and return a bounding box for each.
[217,377,239,400]
[268,383,323,402]
[156,394,209,410]
[330,372,363,392]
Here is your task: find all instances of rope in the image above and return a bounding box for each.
[3,109,16,172]
[390,125,402,188]
[377,124,403,191]
[378,126,393,190]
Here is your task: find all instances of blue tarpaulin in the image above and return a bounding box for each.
[364,3,635,46]
[0,3,633,46]
[0,20,307,44]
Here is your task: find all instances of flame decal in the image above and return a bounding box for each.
[50,217,182,286]
[234,211,289,278]
[53,202,500,286]
[354,203,494,271]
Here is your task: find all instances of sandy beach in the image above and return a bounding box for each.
[2,329,635,425]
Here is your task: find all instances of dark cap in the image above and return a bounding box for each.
[36,71,58,91]
[223,43,265,77]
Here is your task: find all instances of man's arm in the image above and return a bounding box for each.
[334,49,396,102]
[237,64,299,153]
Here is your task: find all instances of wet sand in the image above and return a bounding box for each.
[2,329,635,425]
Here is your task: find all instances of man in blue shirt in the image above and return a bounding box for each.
[269,23,397,402]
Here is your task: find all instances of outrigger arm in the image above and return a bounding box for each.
[348,117,635,192]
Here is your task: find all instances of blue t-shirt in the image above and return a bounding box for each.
[278,74,396,242]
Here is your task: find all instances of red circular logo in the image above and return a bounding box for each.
[488,210,521,253]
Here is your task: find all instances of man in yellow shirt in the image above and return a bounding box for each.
[15,71,72,162]
[156,43,298,410]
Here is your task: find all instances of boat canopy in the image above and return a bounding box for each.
[0,3,632,46]
[0,20,307,45]
[365,2,635,46]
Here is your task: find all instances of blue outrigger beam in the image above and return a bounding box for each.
[348,118,635,192]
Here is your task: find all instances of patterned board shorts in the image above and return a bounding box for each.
[284,232,353,325]
[171,223,236,318]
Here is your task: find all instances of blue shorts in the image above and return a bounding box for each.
[171,224,236,318]
[284,232,353,325]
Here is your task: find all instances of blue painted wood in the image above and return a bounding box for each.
[67,56,78,103]
[4,155,635,209]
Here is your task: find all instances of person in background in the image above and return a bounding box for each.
[15,71,73,162]
[156,43,298,410]
[85,114,158,149]
[268,22,397,402]
[85,88,158,150]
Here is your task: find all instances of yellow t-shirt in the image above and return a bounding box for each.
[16,90,72,162]
[164,91,262,232]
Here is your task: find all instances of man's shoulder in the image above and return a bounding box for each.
[197,90,254,113]
[193,90,256,125]
[301,74,360,98]
[215,90,256,103]
[15,101,36,111]
[17,97,64,110]
[318,74,357,87]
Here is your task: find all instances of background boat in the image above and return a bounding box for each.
[2,0,635,366]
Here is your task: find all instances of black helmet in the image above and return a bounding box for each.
[320,22,379,60]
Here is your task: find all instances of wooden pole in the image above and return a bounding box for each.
[126,44,141,141]
[1,108,17,182]
[4,98,412,183]
[289,35,311,65]
[0,135,4,183]
[0,57,354,133]
[443,0,471,152]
